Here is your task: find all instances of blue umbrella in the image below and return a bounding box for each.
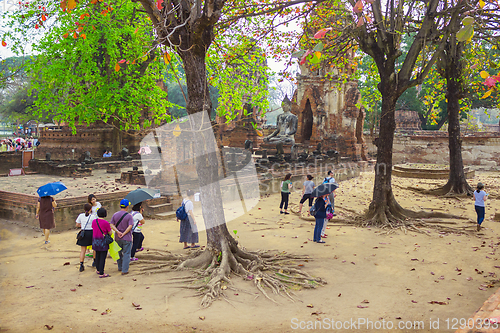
[37,181,67,197]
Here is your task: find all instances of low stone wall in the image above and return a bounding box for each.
[365,133,500,169]
[0,190,129,231]
[0,151,23,175]
[27,158,151,177]
[392,165,475,179]
[1,161,368,229]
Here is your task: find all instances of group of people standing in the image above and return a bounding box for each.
[278,170,338,244]
[74,195,145,278]
[0,137,39,152]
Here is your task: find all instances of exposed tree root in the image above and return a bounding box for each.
[135,237,325,308]
[362,190,475,235]
[404,180,473,197]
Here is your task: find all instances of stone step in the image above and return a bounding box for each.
[146,202,173,215]
[145,196,171,205]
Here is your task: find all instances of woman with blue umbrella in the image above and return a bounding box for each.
[36,181,67,244]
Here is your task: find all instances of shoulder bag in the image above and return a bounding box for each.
[77,215,92,240]
[96,219,114,245]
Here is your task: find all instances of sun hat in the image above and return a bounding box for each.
[120,199,130,208]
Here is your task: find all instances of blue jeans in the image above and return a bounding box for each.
[313,218,324,242]
[116,240,132,273]
[475,205,485,225]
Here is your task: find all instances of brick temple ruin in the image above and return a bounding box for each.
[215,49,368,161]
[35,122,147,161]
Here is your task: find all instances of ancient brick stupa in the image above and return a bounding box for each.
[290,48,368,161]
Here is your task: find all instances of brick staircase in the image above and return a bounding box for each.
[142,194,182,219]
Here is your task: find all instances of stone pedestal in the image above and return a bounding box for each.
[106,164,121,173]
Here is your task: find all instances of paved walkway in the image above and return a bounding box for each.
[456,288,500,333]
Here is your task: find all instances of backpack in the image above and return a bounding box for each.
[309,203,317,217]
[323,177,332,184]
[176,202,188,220]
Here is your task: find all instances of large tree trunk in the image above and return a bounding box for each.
[179,44,237,254]
[443,68,472,194]
[366,89,409,224]
[432,40,472,195]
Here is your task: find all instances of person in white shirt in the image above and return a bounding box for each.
[76,203,93,272]
[88,194,102,219]
[178,190,199,249]
[130,203,146,261]
[474,182,488,231]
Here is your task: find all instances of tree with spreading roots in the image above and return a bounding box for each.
[343,0,476,226]
[129,0,331,307]
[421,3,500,196]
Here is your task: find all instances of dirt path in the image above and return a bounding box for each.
[0,171,499,332]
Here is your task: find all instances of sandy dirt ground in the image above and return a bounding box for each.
[0,170,499,333]
[0,169,142,198]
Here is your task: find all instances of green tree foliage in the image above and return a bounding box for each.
[208,36,270,124]
[4,0,173,136]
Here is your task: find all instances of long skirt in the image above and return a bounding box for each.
[179,219,198,244]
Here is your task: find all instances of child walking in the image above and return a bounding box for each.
[474,182,488,231]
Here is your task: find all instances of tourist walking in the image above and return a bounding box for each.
[280,173,293,214]
[76,203,93,272]
[130,203,146,261]
[312,194,328,243]
[36,196,57,244]
[110,199,134,275]
[298,175,315,214]
[474,182,489,231]
[178,190,199,249]
[92,208,112,278]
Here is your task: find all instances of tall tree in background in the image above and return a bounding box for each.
[345,0,466,225]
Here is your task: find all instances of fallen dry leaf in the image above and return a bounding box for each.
[357,305,368,308]
[44,324,53,330]
[199,316,205,320]
[63,262,70,266]
[428,301,448,305]
[132,302,140,307]
[306,304,314,308]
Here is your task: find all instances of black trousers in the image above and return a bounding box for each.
[131,232,144,257]
[280,192,290,210]
[95,250,107,275]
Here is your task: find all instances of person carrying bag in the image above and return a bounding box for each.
[92,208,113,278]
